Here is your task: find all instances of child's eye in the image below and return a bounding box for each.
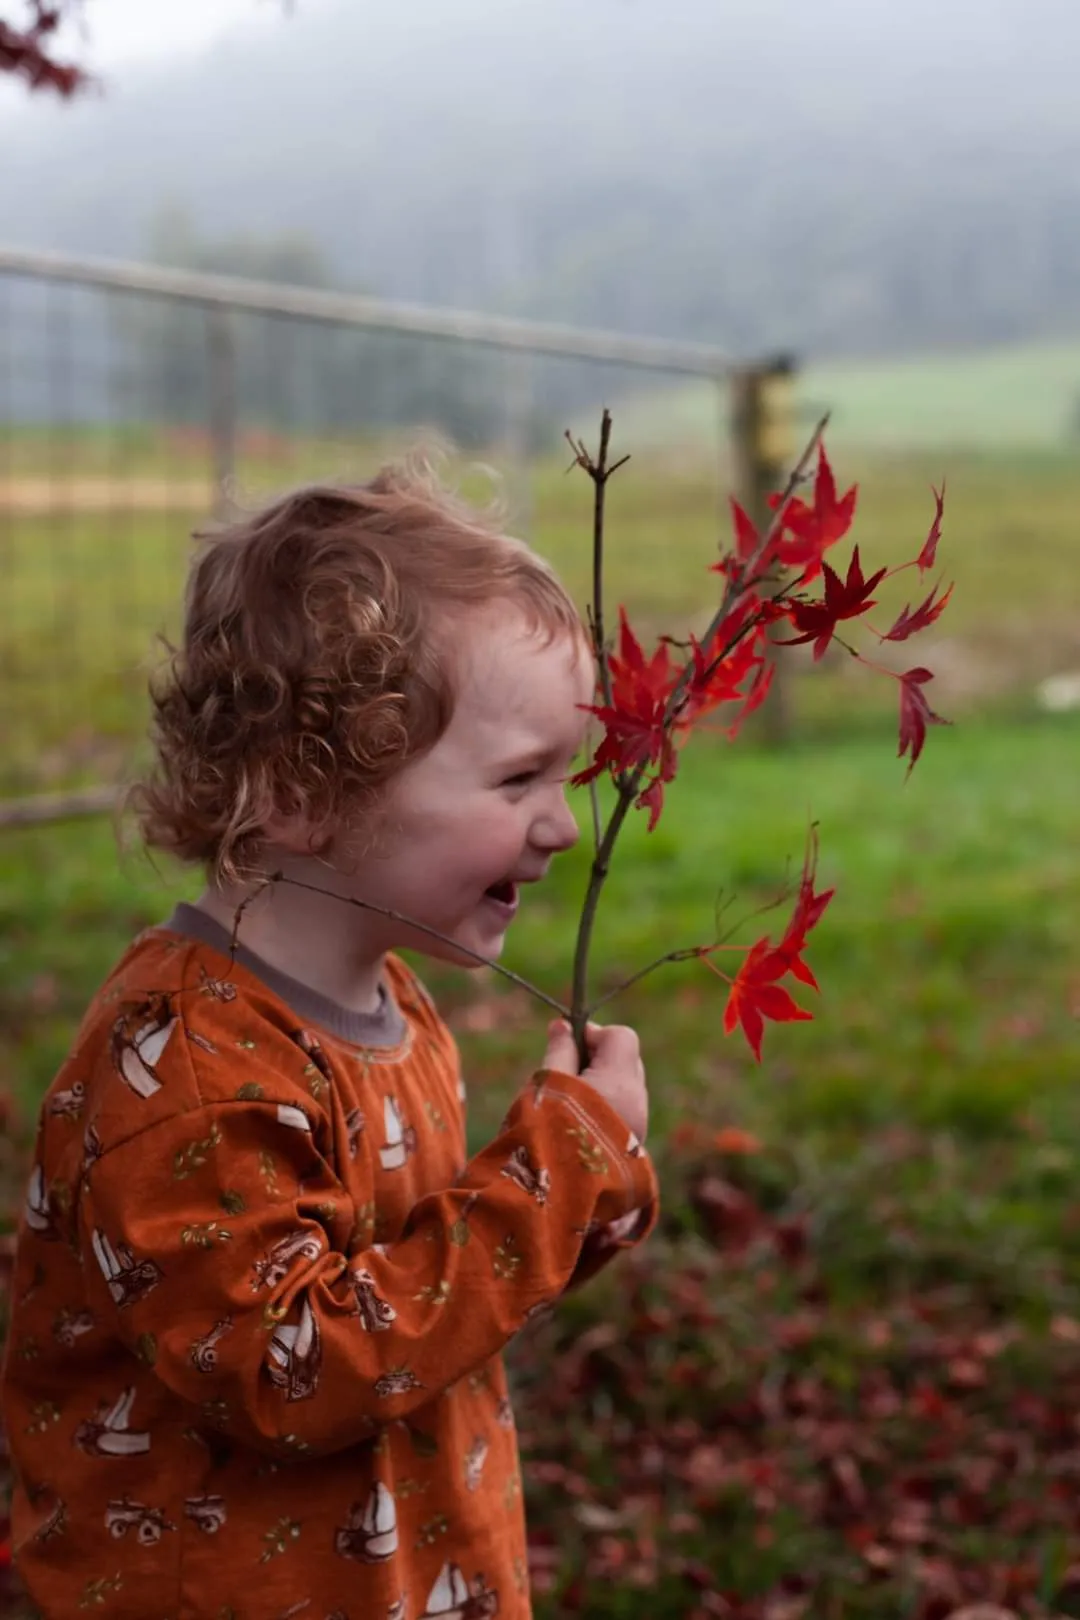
[502,771,539,788]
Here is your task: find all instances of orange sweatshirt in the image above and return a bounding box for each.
[1,905,658,1619]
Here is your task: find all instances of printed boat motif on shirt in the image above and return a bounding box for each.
[350,1268,397,1332]
[419,1561,500,1620]
[91,1228,163,1309]
[499,1146,550,1206]
[379,1094,418,1172]
[266,1298,322,1401]
[73,1386,151,1457]
[345,1106,366,1158]
[335,1481,399,1563]
[109,994,178,1098]
[23,1166,59,1241]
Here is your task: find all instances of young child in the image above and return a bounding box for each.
[1,457,658,1620]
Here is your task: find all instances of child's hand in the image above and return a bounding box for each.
[542,1018,649,1145]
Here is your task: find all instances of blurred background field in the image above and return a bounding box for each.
[6,421,1080,798]
[5,0,1080,1613]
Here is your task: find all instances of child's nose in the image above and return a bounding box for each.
[548,796,581,852]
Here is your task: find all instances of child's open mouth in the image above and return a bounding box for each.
[482,879,519,918]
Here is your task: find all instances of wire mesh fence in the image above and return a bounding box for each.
[0,251,734,819]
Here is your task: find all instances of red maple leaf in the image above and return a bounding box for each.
[779,547,887,661]
[721,939,814,1061]
[769,445,858,583]
[724,654,775,740]
[572,609,675,771]
[682,626,767,728]
[570,608,683,829]
[713,497,780,585]
[729,497,760,564]
[916,481,946,572]
[610,603,677,705]
[703,834,833,1059]
[898,667,950,773]
[882,580,954,643]
[776,832,835,989]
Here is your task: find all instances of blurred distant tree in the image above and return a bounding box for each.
[119,206,507,447]
[118,206,339,427]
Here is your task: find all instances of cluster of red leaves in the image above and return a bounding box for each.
[0,3,89,97]
[570,445,951,1061]
[513,1133,1080,1620]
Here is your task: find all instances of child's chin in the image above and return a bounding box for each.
[408,924,505,969]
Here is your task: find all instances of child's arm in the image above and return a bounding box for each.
[79,1059,656,1458]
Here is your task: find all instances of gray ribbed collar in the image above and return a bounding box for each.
[160,901,406,1049]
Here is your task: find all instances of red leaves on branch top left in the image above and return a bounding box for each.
[0,3,91,96]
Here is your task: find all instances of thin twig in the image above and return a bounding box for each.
[228,875,274,960]
[591,413,614,709]
[268,872,569,1017]
[583,945,708,1017]
[567,408,625,728]
[584,880,803,1017]
[584,717,602,852]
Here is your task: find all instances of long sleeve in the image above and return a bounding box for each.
[78,1067,657,1458]
[561,1195,660,1293]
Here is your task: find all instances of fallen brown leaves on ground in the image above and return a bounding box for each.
[512,1129,1080,1619]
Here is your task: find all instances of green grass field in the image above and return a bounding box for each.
[4,715,1080,1615]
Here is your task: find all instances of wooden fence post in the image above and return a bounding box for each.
[730,353,798,746]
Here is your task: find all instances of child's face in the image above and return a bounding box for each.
[327,604,595,969]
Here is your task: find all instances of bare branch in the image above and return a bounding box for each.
[583,946,709,1017]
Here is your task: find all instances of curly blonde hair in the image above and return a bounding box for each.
[129,453,591,884]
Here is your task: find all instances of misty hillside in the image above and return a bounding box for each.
[3,0,1080,359]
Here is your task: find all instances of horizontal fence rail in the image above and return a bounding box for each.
[3,247,787,826]
[0,246,734,377]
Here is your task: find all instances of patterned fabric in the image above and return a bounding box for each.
[1,923,659,1619]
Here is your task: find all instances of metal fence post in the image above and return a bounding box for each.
[730,354,798,746]
[206,304,237,517]
[504,347,533,539]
